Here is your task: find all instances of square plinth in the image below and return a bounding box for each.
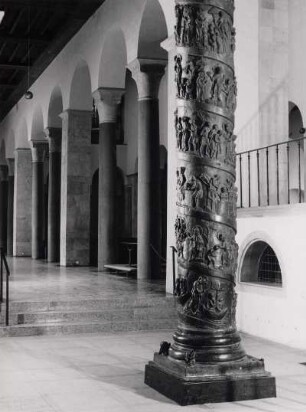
[145,355,276,406]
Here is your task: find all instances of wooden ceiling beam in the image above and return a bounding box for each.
[0,63,28,71]
[0,35,50,46]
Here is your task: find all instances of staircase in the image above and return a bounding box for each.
[0,295,177,337]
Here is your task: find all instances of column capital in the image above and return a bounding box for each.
[161,35,176,53]
[6,158,15,177]
[128,58,167,100]
[30,140,48,163]
[0,164,8,181]
[92,87,125,124]
[44,127,62,153]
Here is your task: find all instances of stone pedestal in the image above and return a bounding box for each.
[6,159,14,256]
[0,165,8,252]
[60,109,91,266]
[13,149,32,256]
[45,128,62,262]
[93,88,125,271]
[129,59,166,280]
[145,0,276,405]
[30,141,48,259]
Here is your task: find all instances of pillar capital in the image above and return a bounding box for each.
[30,140,48,163]
[128,58,166,100]
[0,164,8,181]
[44,127,62,153]
[6,158,15,177]
[92,88,125,124]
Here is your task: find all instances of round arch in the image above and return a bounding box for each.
[98,27,127,89]
[69,59,92,111]
[31,106,45,141]
[48,86,64,128]
[137,0,168,60]
[238,231,286,288]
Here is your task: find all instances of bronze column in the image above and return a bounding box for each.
[145,0,276,405]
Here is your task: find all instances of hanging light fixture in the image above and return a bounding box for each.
[24,6,33,100]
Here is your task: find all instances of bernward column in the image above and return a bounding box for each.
[129,59,166,280]
[93,88,125,271]
[145,0,276,405]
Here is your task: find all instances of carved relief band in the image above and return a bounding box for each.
[145,0,276,405]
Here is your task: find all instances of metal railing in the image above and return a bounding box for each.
[0,247,10,326]
[237,137,305,208]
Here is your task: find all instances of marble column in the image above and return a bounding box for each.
[60,109,91,266]
[13,148,32,256]
[93,88,125,271]
[145,0,276,405]
[30,140,48,259]
[6,159,14,256]
[129,59,166,280]
[0,165,8,252]
[45,127,62,262]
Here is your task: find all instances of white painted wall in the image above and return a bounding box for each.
[236,204,306,350]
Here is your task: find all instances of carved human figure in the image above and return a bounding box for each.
[174,55,183,97]
[176,167,187,203]
[190,226,206,261]
[186,175,204,209]
[182,117,192,151]
[186,276,205,315]
[199,121,210,157]
[206,232,226,269]
[180,6,192,45]
[184,60,196,100]
[207,175,221,213]
[175,115,183,150]
[175,274,188,297]
[209,65,224,104]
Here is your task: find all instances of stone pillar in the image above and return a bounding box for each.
[13,148,32,256]
[93,88,125,271]
[60,109,91,266]
[145,0,276,405]
[6,159,14,256]
[45,127,61,262]
[30,140,48,259]
[129,59,166,280]
[0,165,8,252]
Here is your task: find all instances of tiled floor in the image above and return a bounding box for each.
[0,330,306,412]
[6,258,166,302]
[1,258,306,411]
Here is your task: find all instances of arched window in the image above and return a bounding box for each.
[240,241,282,287]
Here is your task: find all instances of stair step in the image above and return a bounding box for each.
[0,318,178,337]
[4,296,175,314]
[0,306,177,326]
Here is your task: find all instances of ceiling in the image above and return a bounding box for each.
[0,0,104,121]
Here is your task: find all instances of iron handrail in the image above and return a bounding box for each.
[237,136,306,156]
[0,247,10,326]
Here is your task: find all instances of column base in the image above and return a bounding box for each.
[145,354,276,406]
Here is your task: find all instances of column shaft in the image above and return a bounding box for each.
[60,110,91,266]
[138,99,161,279]
[0,166,8,252]
[31,161,45,259]
[48,151,61,262]
[98,123,117,269]
[7,174,14,256]
[13,149,32,256]
[45,128,62,263]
